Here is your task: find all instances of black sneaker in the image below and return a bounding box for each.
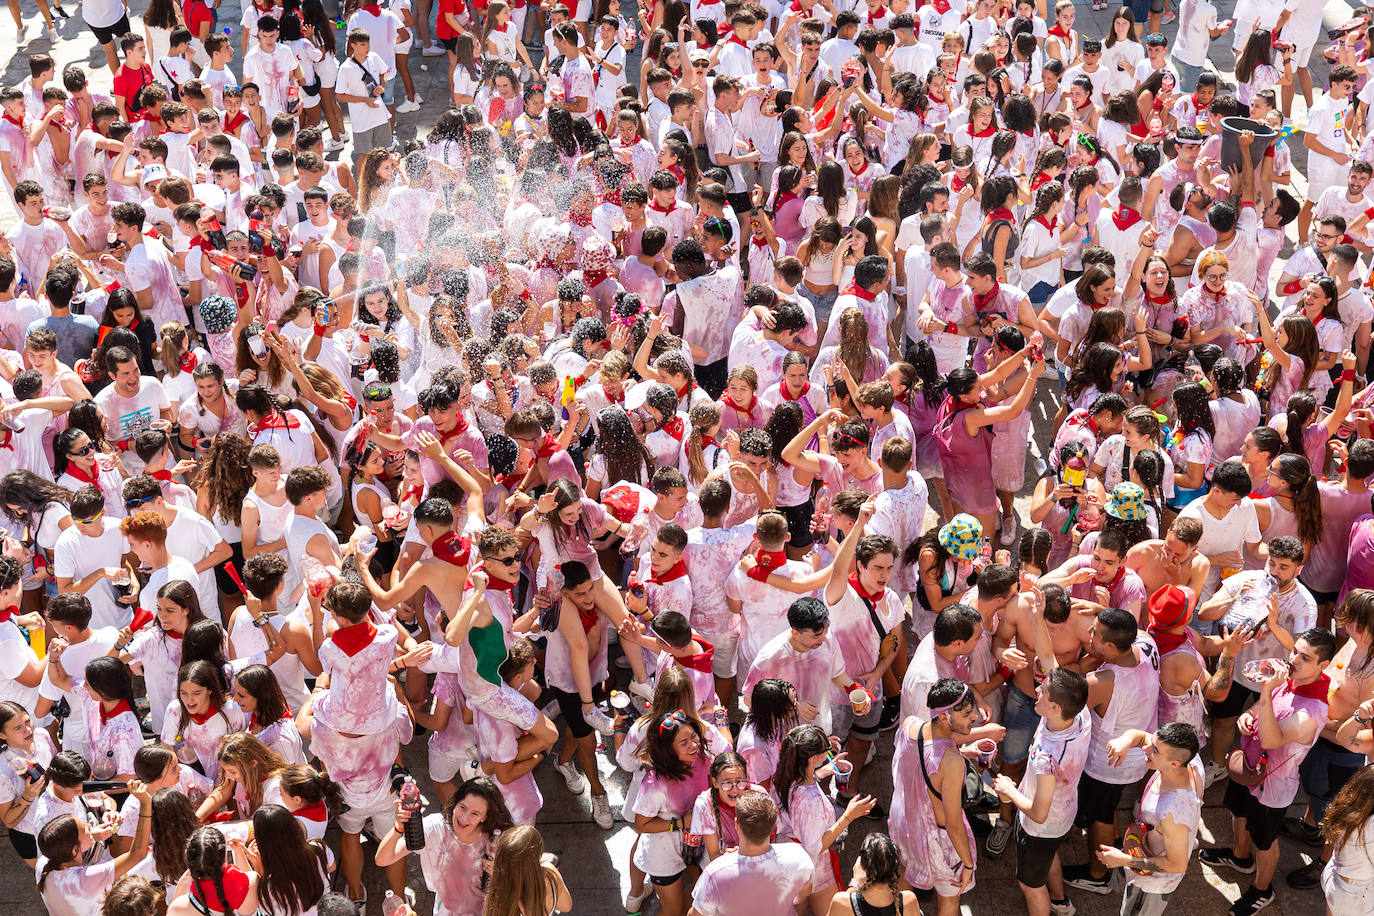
[1229,886,1275,916]
[1061,863,1114,895]
[878,695,902,731]
[1200,847,1257,874]
[389,763,412,794]
[1286,859,1323,889]
[1281,816,1324,848]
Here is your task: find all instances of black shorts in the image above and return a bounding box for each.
[8,828,35,860]
[91,14,131,45]
[777,500,815,550]
[1224,778,1283,851]
[552,685,594,740]
[1016,827,1068,888]
[1206,679,1258,720]
[440,36,458,52]
[212,541,246,596]
[1074,772,1126,828]
[650,869,686,886]
[1299,577,1340,607]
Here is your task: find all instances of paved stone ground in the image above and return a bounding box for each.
[0,0,1354,912]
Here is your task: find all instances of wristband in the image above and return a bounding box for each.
[944,321,959,335]
[1343,369,1356,382]
[1280,280,1304,296]
[996,662,1015,681]
[313,323,327,337]
[1364,206,1374,221]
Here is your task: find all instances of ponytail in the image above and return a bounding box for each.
[1283,391,1318,457]
[772,724,827,815]
[159,321,189,378]
[36,815,80,892]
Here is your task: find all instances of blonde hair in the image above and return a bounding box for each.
[215,732,287,814]
[684,400,722,486]
[481,825,557,916]
[159,321,190,378]
[1197,250,1229,273]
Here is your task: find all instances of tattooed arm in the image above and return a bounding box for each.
[1200,624,1253,702]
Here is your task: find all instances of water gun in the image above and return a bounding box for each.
[1255,351,1276,395]
[559,374,577,421]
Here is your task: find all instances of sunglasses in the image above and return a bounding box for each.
[124,495,156,511]
[75,510,104,525]
[487,553,521,567]
[1145,33,1166,43]
[71,443,96,457]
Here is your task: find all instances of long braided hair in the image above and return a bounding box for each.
[186,826,236,915]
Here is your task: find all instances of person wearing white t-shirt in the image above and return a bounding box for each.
[52,489,133,633]
[1274,0,1330,114]
[1298,66,1358,241]
[0,556,42,710]
[93,351,173,473]
[1172,0,1226,92]
[818,12,861,76]
[108,202,183,330]
[335,32,394,167]
[689,791,815,916]
[242,16,305,117]
[120,475,230,626]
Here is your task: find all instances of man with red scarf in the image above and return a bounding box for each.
[371,379,492,490]
[1044,526,1148,622]
[821,255,891,352]
[1200,627,1336,916]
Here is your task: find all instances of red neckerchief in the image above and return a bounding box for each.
[601,383,624,405]
[701,435,720,449]
[64,461,102,492]
[188,704,221,725]
[330,619,377,657]
[842,281,878,302]
[163,626,184,640]
[971,123,997,138]
[2,112,25,129]
[600,187,623,208]
[780,379,810,401]
[1150,626,1189,656]
[584,269,611,288]
[1067,410,1100,435]
[295,800,328,822]
[0,429,14,451]
[867,5,887,21]
[179,351,197,373]
[0,605,17,624]
[100,698,134,725]
[1097,563,1126,593]
[931,0,950,11]
[852,158,869,176]
[649,198,677,214]
[1289,673,1332,700]
[973,281,1000,312]
[1190,93,1206,113]
[848,571,886,605]
[535,433,562,459]
[1146,291,1173,305]
[151,469,173,482]
[950,173,966,192]
[438,414,470,446]
[727,33,749,47]
[775,190,798,209]
[661,415,686,441]
[1112,207,1143,231]
[433,532,472,567]
[1048,23,1070,38]
[747,549,788,581]
[467,563,518,592]
[751,236,769,247]
[1036,215,1058,233]
[675,381,695,403]
[989,206,1015,224]
[224,109,248,133]
[248,706,289,730]
[361,3,382,13]
[667,163,685,184]
[1030,172,1052,190]
[724,393,759,417]
[568,210,593,227]
[649,560,688,584]
[676,636,715,672]
[1074,99,1094,114]
[256,411,301,431]
[1203,282,1228,304]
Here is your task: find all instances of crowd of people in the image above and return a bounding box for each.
[7,0,1374,913]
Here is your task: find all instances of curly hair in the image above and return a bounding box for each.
[199,433,253,527]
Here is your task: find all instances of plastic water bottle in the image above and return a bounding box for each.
[381,891,406,916]
[400,778,425,851]
[1221,574,1277,635]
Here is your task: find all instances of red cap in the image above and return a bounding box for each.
[1148,584,1195,631]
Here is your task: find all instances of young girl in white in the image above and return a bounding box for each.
[631,711,712,916]
[75,656,144,781]
[232,663,306,764]
[35,781,153,916]
[691,751,766,861]
[159,659,245,782]
[197,732,286,821]
[0,701,56,867]
[119,576,207,733]
[277,764,342,843]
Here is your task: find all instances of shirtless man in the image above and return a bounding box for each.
[1126,517,1211,600]
[1279,590,1374,889]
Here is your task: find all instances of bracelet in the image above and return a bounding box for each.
[996,662,1015,681]
[1343,369,1356,383]
[944,321,958,335]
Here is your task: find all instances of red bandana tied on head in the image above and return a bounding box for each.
[747,549,788,581]
[842,281,878,302]
[1112,207,1142,231]
[330,619,377,657]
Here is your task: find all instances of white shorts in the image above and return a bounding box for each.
[316,53,340,90]
[700,630,738,679]
[632,827,689,878]
[337,792,397,836]
[1323,862,1374,916]
[396,38,413,55]
[1307,150,1348,200]
[428,745,476,784]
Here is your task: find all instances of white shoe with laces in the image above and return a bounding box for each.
[555,760,586,795]
[625,887,653,914]
[592,793,614,829]
[1205,761,1229,788]
[999,511,1018,546]
[583,704,615,736]
[422,43,446,55]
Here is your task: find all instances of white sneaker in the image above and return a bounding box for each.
[1049,898,1076,916]
[324,136,347,153]
[422,43,446,56]
[998,511,1018,546]
[629,679,655,702]
[625,887,653,914]
[1205,762,1229,788]
[583,704,615,736]
[396,99,420,113]
[555,760,586,794]
[412,93,424,105]
[592,793,614,829]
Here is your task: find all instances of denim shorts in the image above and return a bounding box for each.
[1002,683,1040,765]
